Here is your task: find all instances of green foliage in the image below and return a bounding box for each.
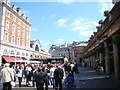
[112,34,120,46]
[96,26,101,29]
[83,51,95,59]
[99,19,104,24]
[95,46,103,54]
[69,56,73,62]
[93,31,96,35]
[104,10,110,17]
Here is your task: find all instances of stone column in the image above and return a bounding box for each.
[0,55,2,66]
[91,56,93,68]
[113,44,120,80]
[0,47,2,66]
[99,53,103,63]
[104,41,111,74]
[92,56,96,69]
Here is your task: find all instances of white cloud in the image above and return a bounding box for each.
[71,18,98,38]
[72,18,89,31]
[39,40,52,52]
[40,40,52,46]
[31,28,38,31]
[80,30,94,37]
[91,21,99,26]
[99,0,114,14]
[56,39,66,43]
[56,18,68,27]
[71,18,98,31]
[58,0,74,4]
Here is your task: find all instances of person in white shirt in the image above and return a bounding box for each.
[50,64,56,88]
[16,65,24,87]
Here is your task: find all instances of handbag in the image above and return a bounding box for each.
[10,81,15,87]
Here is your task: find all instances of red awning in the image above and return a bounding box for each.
[3,56,23,63]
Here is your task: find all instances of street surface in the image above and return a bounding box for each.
[13,66,120,90]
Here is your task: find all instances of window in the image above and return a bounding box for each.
[22,30,25,38]
[26,41,28,47]
[18,27,20,35]
[5,20,9,31]
[18,19,21,25]
[11,35,15,44]
[22,39,24,46]
[16,52,20,55]
[13,16,16,22]
[6,11,10,17]
[17,37,20,45]
[12,24,16,33]
[35,45,39,52]
[11,51,15,55]
[4,33,8,42]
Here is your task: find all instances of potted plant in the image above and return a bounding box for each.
[104,10,110,17]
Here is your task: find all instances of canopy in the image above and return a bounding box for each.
[2,56,25,63]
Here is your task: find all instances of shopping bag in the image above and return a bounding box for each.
[10,81,15,87]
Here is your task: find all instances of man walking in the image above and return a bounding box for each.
[54,64,64,90]
[0,63,14,90]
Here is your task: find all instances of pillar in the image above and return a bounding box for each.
[113,44,120,80]
[92,56,96,69]
[100,53,103,62]
[104,41,111,74]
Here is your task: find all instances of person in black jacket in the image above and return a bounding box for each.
[54,64,64,90]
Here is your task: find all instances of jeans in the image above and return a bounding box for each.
[18,77,22,87]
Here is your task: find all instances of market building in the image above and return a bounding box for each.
[30,40,51,61]
[84,1,120,80]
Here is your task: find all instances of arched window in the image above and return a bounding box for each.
[16,52,20,55]
[35,45,39,52]
[11,51,15,55]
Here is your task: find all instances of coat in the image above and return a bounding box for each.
[54,67,64,79]
[0,67,14,83]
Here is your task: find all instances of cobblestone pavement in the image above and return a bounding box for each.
[12,66,120,90]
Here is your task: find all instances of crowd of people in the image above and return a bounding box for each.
[0,61,78,90]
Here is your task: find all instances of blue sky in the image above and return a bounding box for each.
[12,0,114,52]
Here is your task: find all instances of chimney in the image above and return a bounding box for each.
[12,5,17,11]
[26,17,29,21]
[16,8,21,15]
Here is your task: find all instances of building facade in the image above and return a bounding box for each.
[30,40,51,61]
[72,42,88,66]
[49,43,69,59]
[49,42,88,63]
[0,0,51,65]
[0,0,31,65]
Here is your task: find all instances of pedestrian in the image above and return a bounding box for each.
[42,67,49,90]
[34,66,45,90]
[24,64,33,86]
[54,64,64,90]
[49,64,56,88]
[74,62,79,74]
[16,65,25,87]
[0,63,14,90]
